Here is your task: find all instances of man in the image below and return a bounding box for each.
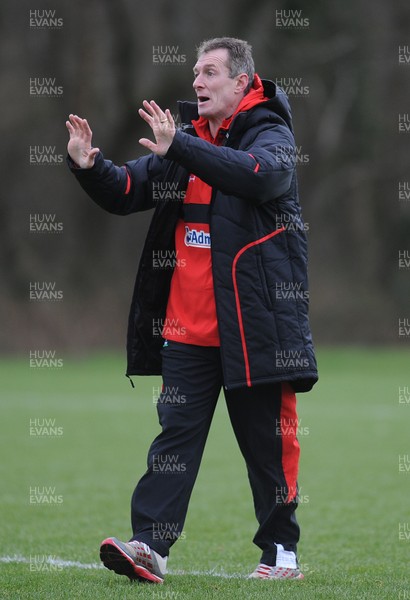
[66,37,318,584]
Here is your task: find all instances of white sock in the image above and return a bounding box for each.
[152,548,168,574]
[275,543,297,569]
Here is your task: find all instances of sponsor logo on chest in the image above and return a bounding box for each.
[184,226,211,248]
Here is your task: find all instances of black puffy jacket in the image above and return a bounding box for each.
[69,79,318,392]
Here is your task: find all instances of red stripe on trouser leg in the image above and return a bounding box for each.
[280,382,300,503]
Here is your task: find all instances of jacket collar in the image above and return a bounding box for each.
[191,74,268,142]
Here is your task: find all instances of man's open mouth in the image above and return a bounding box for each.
[197,96,210,104]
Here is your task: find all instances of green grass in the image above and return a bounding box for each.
[0,348,409,599]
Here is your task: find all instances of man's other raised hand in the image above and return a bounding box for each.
[66,114,100,169]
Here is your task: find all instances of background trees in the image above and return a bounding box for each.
[1,0,409,352]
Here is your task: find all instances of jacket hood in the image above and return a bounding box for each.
[178,76,294,134]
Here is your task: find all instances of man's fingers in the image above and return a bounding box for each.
[69,114,82,128]
[67,114,92,139]
[139,138,156,152]
[67,114,80,133]
[149,99,161,116]
[68,115,83,135]
[88,147,100,160]
[80,118,92,137]
[164,109,175,128]
[66,120,75,135]
[138,107,153,126]
[77,116,90,137]
[149,100,167,122]
[140,100,168,124]
[140,100,155,122]
[142,100,156,116]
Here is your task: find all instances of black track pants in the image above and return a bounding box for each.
[130,340,301,565]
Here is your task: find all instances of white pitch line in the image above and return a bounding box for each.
[0,555,245,578]
[0,555,103,570]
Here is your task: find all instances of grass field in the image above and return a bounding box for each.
[0,348,409,599]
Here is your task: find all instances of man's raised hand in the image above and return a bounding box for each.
[66,114,100,169]
[138,100,176,156]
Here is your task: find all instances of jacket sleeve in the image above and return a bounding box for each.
[164,123,295,205]
[67,150,167,215]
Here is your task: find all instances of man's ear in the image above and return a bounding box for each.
[235,73,249,94]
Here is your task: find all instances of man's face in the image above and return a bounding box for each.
[193,48,245,123]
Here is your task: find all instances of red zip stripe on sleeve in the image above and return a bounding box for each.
[231,227,285,386]
[123,167,131,195]
[248,153,260,173]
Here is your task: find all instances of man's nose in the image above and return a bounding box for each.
[193,74,203,90]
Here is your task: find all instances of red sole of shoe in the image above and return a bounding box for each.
[100,538,164,584]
